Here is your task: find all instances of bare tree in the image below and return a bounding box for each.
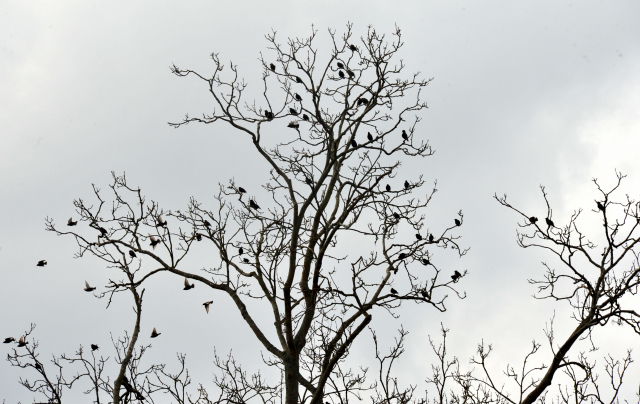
[6,25,468,404]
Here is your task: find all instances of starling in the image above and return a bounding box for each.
[338,70,345,79]
[204,220,211,227]
[385,184,391,192]
[529,216,538,224]
[91,344,99,351]
[149,234,160,249]
[3,337,15,343]
[294,93,302,101]
[249,199,261,210]
[451,270,462,282]
[37,260,47,267]
[129,250,137,258]
[84,281,96,292]
[347,70,355,78]
[358,98,368,106]
[239,247,244,255]
[420,290,428,298]
[597,201,605,211]
[99,227,108,237]
[404,180,410,189]
[337,62,344,69]
[454,219,461,226]
[393,266,398,274]
[421,258,429,266]
[351,139,358,148]
[183,278,195,290]
[289,108,299,116]
[401,130,409,141]
[203,301,213,313]
[367,132,374,142]
[305,176,313,186]
[150,328,161,338]
[264,110,274,120]
[416,233,422,241]
[545,218,554,228]
[35,362,43,371]
[243,258,250,263]
[393,212,400,220]
[302,114,309,121]
[238,187,246,193]
[17,336,28,347]
[269,63,276,72]
[398,253,407,260]
[295,76,303,83]
[67,217,77,226]
[156,215,167,227]
[349,44,357,52]
[195,233,202,241]
[287,122,300,129]
[390,288,398,295]
[429,234,434,243]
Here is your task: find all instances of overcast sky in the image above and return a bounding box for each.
[2,1,640,402]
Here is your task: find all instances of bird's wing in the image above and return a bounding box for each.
[85,281,90,288]
[19,336,24,344]
[184,278,190,287]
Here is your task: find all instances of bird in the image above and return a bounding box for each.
[288,122,300,129]
[156,215,167,227]
[249,199,261,210]
[421,258,429,266]
[401,130,409,141]
[3,337,15,343]
[529,216,538,224]
[347,70,355,78]
[67,217,77,226]
[337,62,344,69]
[150,328,161,338]
[451,270,462,282]
[302,114,309,121]
[545,218,554,228]
[129,250,137,258]
[390,288,398,295]
[305,176,313,186]
[91,344,99,351]
[195,233,202,241]
[358,98,368,106]
[367,132,374,142]
[393,212,400,220]
[84,281,96,292]
[429,234,435,243]
[239,247,244,255]
[203,301,213,313]
[36,260,47,267]
[338,70,345,78]
[597,201,605,211]
[269,63,276,72]
[17,336,28,347]
[351,139,358,148]
[183,278,195,290]
[393,266,398,274]
[264,110,274,120]
[385,184,391,192]
[204,220,211,228]
[398,253,407,260]
[98,227,108,237]
[404,180,410,189]
[294,93,302,101]
[289,108,299,116]
[238,187,247,194]
[416,234,422,240]
[420,290,428,298]
[294,76,303,83]
[149,234,160,249]
[349,44,357,52]
[243,258,250,263]
[35,362,42,371]
[454,219,461,227]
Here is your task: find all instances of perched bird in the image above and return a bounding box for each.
[37,260,47,267]
[91,344,99,351]
[294,93,302,101]
[390,288,398,295]
[349,44,357,52]
[264,110,274,120]
[416,233,422,241]
[385,184,391,192]
[295,76,303,83]
[302,114,309,121]
[305,176,313,186]
[3,337,15,343]
[546,218,554,228]
[398,253,407,260]
[287,122,300,129]
[84,281,96,292]
[269,63,276,72]
[98,227,108,237]
[35,362,43,371]
[421,258,429,266]
[203,301,213,313]
[597,201,605,211]
[454,219,461,227]
[238,187,247,193]
[347,70,355,78]
[429,234,434,243]
[367,132,374,142]
[249,199,261,210]
[67,217,77,226]
[183,278,195,290]
[358,98,368,106]
[338,70,345,78]
[337,62,344,69]
[195,233,202,241]
[204,220,211,228]
[289,108,299,116]
[17,336,28,347]
[451,270,462,282]
[150,328,161,338]
[393,212,400,220]
[401,130,409,141]
[156,215,167,227]
[239,247,244,255]
[129,250,137,258]
[393,266,398,274]
[420,290,428,298]
[351,139,358,148]
[149,234,160,249]
[529,216,538,224]
[243,258,250,263]
[404,180,410,189]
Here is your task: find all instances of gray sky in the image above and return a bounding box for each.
[2,1,640,402]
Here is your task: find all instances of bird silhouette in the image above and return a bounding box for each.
[349,44,357,51]
[35,362,43,371]
[203,301,213,313]
[269,63,276,72]
[37,260,47,267]
[416,234,422,240]
[91,344,99,351]
[451,270,462,282]
[305,176,313,186]
[249,199,261,210]
[98,227,108,237]
[295,76,303,83]
[454,219,461,226]
[302,114,309,121]
[421,258,429,266]
[289,108,299,116]
[242,258,250,263]
[239,247,244,255]
[129,250,137,258]
[347,70,355,78]
[183,278,195,290]
[351,139,358,148]
[204,220,211,228]
[195,233,202,241]
[545,218,554,228]
[150,328,161,338]
[149,234,160,249]
[17,336,28,347]
[529,216,538,224]
[404,180,410,189]
[84,281,96,292]
[156,215,167,227]
[393,212,400,220]
[264,110,274,120]
[294,93,302,101]
[367,132,374,142]
[429,234,435,243]
[385,184,391,192]
[390,288,398,295]
[401,130,409,141]
[420,290,428,298]
[338,70,345,78]
[287,122,300,129]
[67,217,77,226]
[358,98,368,106]
[337,62,344,69]
[3,337,15,343]
[238,187,247,194]
[398,253,407,260]
[393,266,399,274]
[597,201,605,211]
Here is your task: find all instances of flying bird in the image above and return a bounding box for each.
[37,260,47,267]
[390,288,398,295]
[129,250,137,258]
[17,336,28,347]
[597,201,605,211]
[337,62,344,69]
[249,199,261,210]
[401,130,409,141]
[454,219,461,226]
[451,270,462,282]
[203,301,213,313]
[156,215,167,227]
[545,218,554,228]
[294,93,302,101]
[84,281,96,292]
[67,217,77,226]
[3,337,15,343]
[204,220,211,228]
[351,139,358,148]
[367,132,374,142]
[529,216,538,224]
[91,344,99,351]
[416,233,422,240]
[150,328,161,338]
[421,258,429,266]
[287,122,300,129]
[302,114,309,121]
[429,234,434,243]
[269,63,276,72]
[149,234,160,249]
[404,180,410,189]
[338,70,345,78]
[183,278,195,290]
[349,44,357,52]
[385,184,391,192]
